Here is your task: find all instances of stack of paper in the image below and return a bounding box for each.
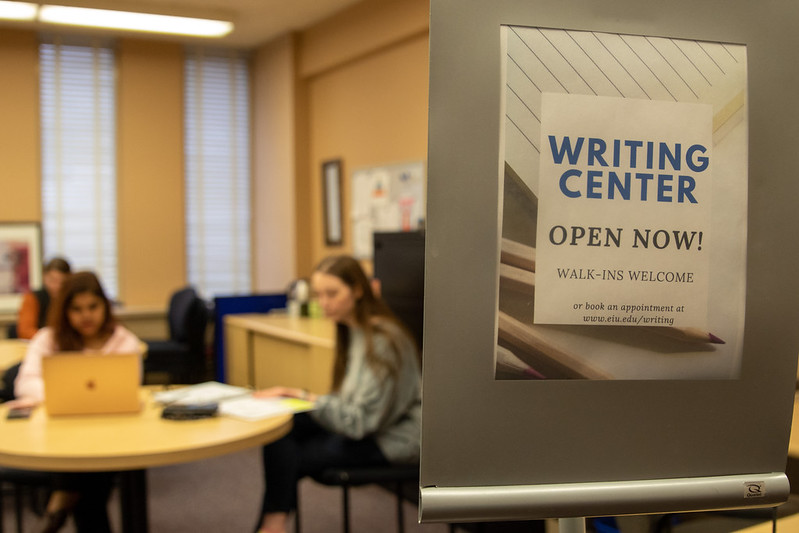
[152,381,316,421]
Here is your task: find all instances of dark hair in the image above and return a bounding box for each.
[44,257,71,274]
[314,255,415,391]
[48,271,116,351]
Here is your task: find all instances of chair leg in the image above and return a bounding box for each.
[395,481,405,533]
[294,496,301,533]
[341,484,351,533]
[13,486,23,533]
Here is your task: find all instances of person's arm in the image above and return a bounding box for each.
[253,386,319,402]
[312,335,399,440]
[16,291,40,340]
[13,329,54,404]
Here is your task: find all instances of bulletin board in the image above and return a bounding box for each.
[351,161,425,259]
[420,0,799,523]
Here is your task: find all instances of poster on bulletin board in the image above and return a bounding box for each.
[351,161,425,258]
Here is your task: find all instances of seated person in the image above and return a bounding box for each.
[12,270,142,533]
[254,255,422,533]
[16,257,71,339]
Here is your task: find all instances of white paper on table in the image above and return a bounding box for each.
[152,381,251,405]
[218,396,316,421]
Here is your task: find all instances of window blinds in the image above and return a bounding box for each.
[184,48,251,298]
[40,37,118,298]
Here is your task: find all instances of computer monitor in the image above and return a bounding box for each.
[372,230,425,350]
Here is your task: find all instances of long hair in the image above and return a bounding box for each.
[314,255,416,392]
[48,271,117,351]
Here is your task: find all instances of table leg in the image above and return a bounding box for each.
[118,469,149,533]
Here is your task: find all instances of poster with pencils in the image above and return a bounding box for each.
[496,27,747,380]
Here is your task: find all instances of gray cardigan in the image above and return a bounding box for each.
[311,322,422,463]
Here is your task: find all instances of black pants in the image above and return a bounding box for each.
[259,412,388,518]
[52,471,116,533]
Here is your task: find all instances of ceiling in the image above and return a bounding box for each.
[1,0,365,48]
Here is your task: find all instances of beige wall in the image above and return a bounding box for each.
[0,30,40,222]
[117,39,186,307]
[0,0,431,304]
[0,31,186,310]
[294,0,430,274]
[252,34,298,293]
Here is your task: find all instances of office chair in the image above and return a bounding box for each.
[0,467,51,533]
[143,287,209,385]
[0,362,20,403]
[1,364,51,533]
[295,463,428,533]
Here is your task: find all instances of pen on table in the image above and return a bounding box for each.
[499,238,725,345]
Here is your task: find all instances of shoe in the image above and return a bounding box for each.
[40,508,69,533]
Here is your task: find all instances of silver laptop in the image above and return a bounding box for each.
[42,353,142,416]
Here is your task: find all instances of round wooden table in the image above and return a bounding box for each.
[0,387,292,532]
[0,339,27,371]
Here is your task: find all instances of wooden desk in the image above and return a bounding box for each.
[225,313,335,394]
[0,338,27,371]
[789,392,799,458]
[734,511,799,531]
[0,387,292,533]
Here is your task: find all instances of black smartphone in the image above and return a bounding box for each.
[6,406,33,420]
[161,403,218,420]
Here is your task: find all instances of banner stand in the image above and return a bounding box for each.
[419,473,788,522]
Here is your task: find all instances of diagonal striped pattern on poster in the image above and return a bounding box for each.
[504,27,747,196]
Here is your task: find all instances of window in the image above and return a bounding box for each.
[184,48,251,298]
[40,36,118,297]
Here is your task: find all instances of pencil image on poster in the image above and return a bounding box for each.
[495,27,748,381]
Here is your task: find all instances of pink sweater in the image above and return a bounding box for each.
[14,325,142,403]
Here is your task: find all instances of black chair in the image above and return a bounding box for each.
[1,362,20,403]
[297,463,422,533]
[0,467,51,533]
[143,287,209,385]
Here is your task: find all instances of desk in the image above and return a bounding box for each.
[0,387,292,533]
[789,392,799,458]
[225,314,335,394]
[0,339,26,371]
[734,512,799,531]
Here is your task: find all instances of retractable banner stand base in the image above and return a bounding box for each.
[420,473,789,523]
[421,0,799,522]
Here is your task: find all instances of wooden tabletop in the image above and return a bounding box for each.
[0,387,292,472]
[224,313,335,348]
[0,338,27,371]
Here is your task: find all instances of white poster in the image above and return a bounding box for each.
[496,27,748,380]
[535,94,712,327]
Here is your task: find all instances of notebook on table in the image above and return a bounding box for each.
[42,353,142,416]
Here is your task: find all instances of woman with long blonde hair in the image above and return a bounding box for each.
[254,255,422,533]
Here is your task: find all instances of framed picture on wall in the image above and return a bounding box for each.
[322,159,343,246]
[0,222,43,314]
